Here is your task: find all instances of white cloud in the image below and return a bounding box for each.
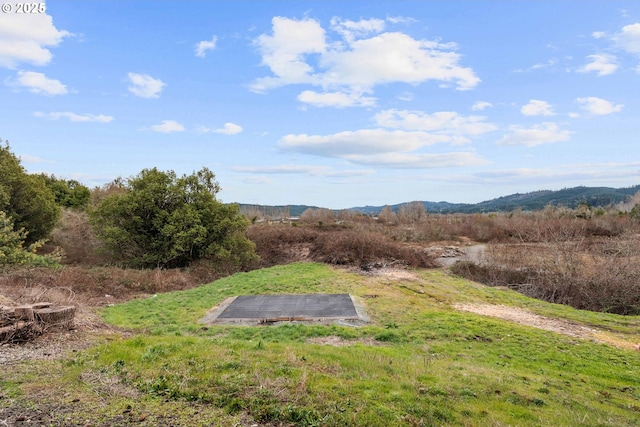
[0,9,71,68]
[34,111,113,122]
[520,100,555,116]
[330,17,385,42]
[151,120,185,133]
[531,59,558,70]
[7,71,67,95]
[251,16,479,101]
[471,101,492,111]
[343,152,488,168]
[215,122,243,135]
[197,122,243,135]
[127,72,165,98]
[235,165,325,174]
[397,92,414,101]
[593,23,640,71]
[497,122,572,147]
[578,53,618,76]
[386,16,418,25]
[297,90,376,107]
[612,23,640,56]
[321,32,479,90]
[279,129,448,157]
[195,36,217,58]
[279,108,494,169]
[232,164,375,177]
[474,168,566,181]
[514,59,558,73]
[251,16,327,91]
[374,109,497,144]
[474,162,640,184]
[576,97,623,115]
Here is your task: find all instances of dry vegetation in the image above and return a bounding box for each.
[2,202,640,319]
[246,223,438,268]
[448,210,640,314]
[451,230,640,314]
[254,204,640,315]
[3,201,640,426]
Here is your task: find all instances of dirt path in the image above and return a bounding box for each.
[354,264,639,350]
[433,244,487,267]
[455,303,639,351]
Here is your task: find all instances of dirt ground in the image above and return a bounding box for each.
[0,306,123,365]
[453,303,639,350]
[1,240,636,362]
[357,263,640,352]
[2,254,639,425]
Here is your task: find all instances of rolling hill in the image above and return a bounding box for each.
[239,185,640,216]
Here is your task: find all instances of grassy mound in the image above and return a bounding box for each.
[3,263,640,426]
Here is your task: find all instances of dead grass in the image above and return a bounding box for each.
[44,208,106,265]
[247,223,438,269]
[0,294,16,306]
[0,265,211,307]
[6,205,639,321]
[451,232,640,314]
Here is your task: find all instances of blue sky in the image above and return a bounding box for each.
[1,1,639,209]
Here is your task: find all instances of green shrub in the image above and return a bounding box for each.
[90,167,257,269]
[0,210,60,267]
[39,173,91,209]
[0,140,60,244]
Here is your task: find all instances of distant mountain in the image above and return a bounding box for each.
[238,204,323,217]
[237,185,640,216]
[458,185,640,213]
[350,201,471,215]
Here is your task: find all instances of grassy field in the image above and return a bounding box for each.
[3,262,640,426]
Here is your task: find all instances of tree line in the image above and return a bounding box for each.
[0,140,255,269]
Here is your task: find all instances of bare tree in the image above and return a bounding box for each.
[397,201,427,224]
[378,205,397,225]
[299,208,335,224]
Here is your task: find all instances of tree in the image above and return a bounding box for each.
[626,190,640,223]
[630,204,640,223]
[378,205,397,225]
[299,208,334,225]
[90,167,257,269]
[0,211,60,266]
[397,201,427,224]
[0,140,60,244]
[39,174,91,209]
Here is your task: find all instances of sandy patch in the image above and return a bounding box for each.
[353,266,421,281]
[378,269,420,280]
[454,303,639,350]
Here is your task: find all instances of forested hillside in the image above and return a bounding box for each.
[241,185,640,216]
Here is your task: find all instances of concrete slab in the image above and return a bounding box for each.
[199,293,369,326]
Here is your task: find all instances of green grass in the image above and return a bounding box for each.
[102,262,345,334]
[4,262,640,426]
